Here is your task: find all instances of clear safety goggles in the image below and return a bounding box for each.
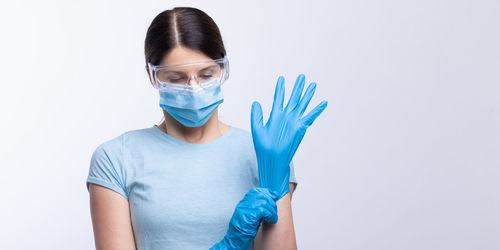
[148,57,230,93]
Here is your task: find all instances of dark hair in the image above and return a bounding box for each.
[144,7,226,69]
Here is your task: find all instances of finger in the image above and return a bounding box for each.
[261,202,278,224]
[296,82,317,117]
[269,76,285,118]
[251,101,264,131]
[258,188,278,209]
[257,192,278,224]
[254,188,278,208]
[268,190,280,201]
[284,74,306,111]
[258,189,279,210]
[246,188,278,224]
[301,100,328,126]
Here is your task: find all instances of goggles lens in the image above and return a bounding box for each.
[156,63,221,85]
[148,57,229,91]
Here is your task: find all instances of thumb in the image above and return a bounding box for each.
[251,101,263,131]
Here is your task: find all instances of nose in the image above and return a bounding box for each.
[187,75,200,87]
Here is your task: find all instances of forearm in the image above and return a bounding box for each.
[254,184,297,250]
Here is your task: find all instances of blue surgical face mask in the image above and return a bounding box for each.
[159,78,224,127]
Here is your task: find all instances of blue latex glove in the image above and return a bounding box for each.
[210,187,279,250]
[251,74,328,199]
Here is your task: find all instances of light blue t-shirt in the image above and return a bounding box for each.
[86,124,297,250]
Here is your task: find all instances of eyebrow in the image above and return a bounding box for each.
[165,65,217,74]
[199,65,218,71]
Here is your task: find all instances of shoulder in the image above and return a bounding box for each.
[92,126,156,159]
[121,126,159,144]
[227,126,253,144]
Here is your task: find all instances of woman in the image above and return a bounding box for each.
[86,7,327,250]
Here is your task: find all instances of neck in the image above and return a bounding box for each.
[160,109,229,144]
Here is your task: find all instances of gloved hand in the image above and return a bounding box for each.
[251,74,328,199]
[210,187,279,250]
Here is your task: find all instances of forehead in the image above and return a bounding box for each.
[160,46,213,65]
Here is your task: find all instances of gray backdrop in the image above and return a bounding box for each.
[0,0,498,249]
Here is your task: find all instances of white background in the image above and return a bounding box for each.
[1,0,499,249]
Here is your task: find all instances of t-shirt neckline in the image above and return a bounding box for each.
[151,124,234,147]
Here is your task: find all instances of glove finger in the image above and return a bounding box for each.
[259,198,278,224]
[260,189,278,211]
[254,187,278,201]
[285,74,306,111]
[301,100,328,126]
[251,101,264,131]
[255,188,278,224]
[269,76,285,119]
[296,82,317,117]
[268,189,280,201]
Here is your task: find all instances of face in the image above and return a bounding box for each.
[157,46,222,87]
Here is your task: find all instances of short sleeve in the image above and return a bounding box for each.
[86,138,128,199]
[289,160,298,193]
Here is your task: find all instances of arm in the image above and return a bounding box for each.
[89,183,136,250]
[253,183,297,250]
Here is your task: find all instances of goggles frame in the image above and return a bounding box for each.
[147,57,230,91]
